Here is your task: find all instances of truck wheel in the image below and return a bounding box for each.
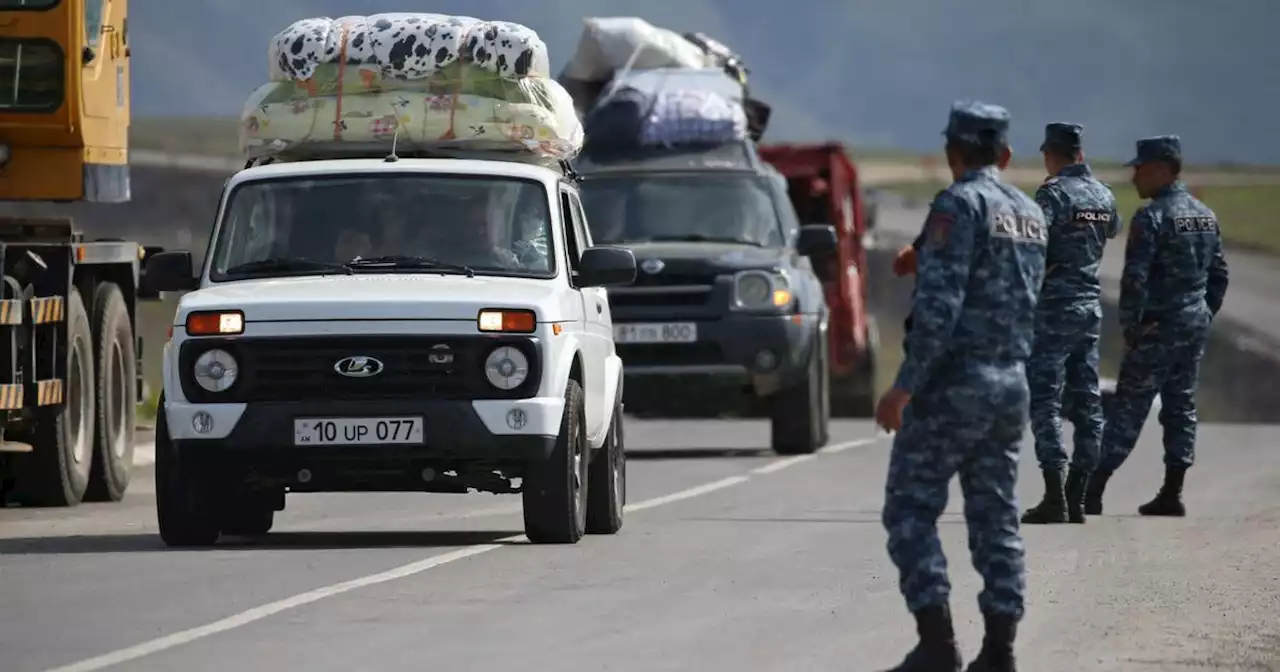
[85,282,137,502]
[522,380,588,544]
[12,287,96,506]
[155,395,221,547]
[586,398,625,535]
[831,317,879,418]
[770,334,830,455]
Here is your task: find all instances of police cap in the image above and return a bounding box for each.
[1040,122,1083,153]
[943,101,1011,147]
[1125,135,1182,167]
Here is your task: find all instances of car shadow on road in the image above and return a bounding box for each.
[0,530,523,555]
[625,448,773,460]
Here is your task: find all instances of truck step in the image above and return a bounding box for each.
[0,299,21,325]
[36,379,63,406]
[30,296,65,324]
[0,383,21,410]
[0,440,33,453]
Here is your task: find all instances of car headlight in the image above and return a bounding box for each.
[193,348,238,392]
[484,346,529,390]
[733,270,792,310]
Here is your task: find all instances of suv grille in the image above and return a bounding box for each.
[179,335,539,403]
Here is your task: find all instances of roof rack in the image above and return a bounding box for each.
[242,141,572,174]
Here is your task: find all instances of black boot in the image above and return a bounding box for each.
[884,603,962,671]
[1084,469,1112,515]
[965,612,1018,672]
[1064,467,1088,524]
[1020,469,1066,524]
[1138,465,1187,517]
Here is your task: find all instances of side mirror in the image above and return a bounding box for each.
[143,250,199,293]
[796,224,838,256]
[579,246,637,287]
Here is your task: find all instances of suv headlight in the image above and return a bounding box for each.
[484,346,529,390]
[193,348,238,392]
[732,270,793,310]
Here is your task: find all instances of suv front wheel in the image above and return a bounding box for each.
[522,380,589,544]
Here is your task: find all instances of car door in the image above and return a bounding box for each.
[561,186,607,440]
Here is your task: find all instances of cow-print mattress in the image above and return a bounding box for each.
[268,14,550,83]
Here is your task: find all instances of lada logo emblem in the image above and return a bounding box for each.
[640,258,665,274]
[334,356,384,378]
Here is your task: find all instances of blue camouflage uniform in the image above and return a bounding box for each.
[1029,123,1121,475]
[883,103,1045,629]
[1090,136,1229,513]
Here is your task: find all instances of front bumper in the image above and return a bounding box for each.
[617,314,818,385]
[165,397,562,491]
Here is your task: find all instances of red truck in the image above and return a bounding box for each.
[758,143,880,416]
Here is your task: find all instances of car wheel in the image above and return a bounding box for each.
[522,380,588,544]
[586,398,625,534]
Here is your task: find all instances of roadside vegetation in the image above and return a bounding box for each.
[131,117,1277,255]
[874,180,1279,256]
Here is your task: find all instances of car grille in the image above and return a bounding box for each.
[179,335,538,402]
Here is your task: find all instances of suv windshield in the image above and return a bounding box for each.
[209,174,553,281]
[579,173,785,247]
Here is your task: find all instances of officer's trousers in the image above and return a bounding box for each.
[1098,319,1210,473]
[882,362,1028,619]
[1028,311,1104,472]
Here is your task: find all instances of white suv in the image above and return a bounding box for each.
[144,156,636,547]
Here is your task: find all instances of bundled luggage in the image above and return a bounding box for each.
[239,14,583,162]
[557,16,770,145]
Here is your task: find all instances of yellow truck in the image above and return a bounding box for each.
[0,0,152,506]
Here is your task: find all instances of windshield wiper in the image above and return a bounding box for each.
[347,255,475,277]
[223,257,353,276]
[640,234,763,246]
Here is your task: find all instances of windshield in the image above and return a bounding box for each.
[208,174,554,281]
[579,173,786,247]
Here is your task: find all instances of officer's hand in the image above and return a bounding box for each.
[892,245,917,277]
[875,387,911,433]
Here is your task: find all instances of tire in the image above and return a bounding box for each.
[769,333,830,455]
[522,380,588,544]
[831,317,879,418]
[85,282,137,502]
[586,398,625,535]
[220,506,275,537]
[155,394,221,547]
[12,287,96,506]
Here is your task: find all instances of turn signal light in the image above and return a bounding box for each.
[772,289,793,307]
[186,310,244,336]
[478,309,536,333]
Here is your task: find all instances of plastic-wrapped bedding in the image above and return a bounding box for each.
[268,14,551,83]
[243,14,582,162]
[640,89,746,147]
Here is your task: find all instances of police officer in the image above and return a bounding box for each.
[1020,123,1121,526]
[876,101,1046,672]
[1085,136,1229,517]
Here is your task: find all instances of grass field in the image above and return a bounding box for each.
[874,180,1278,255]
[128,116,1277,254]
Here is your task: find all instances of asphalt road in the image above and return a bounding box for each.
[2,416,1278,672]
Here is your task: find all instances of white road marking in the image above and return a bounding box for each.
[48,433,885,672]
[818,437,879,454]
[751,455,815,474]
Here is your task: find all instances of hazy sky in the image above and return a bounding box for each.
[129,0,1280,163]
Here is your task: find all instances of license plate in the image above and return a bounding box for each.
[293,417,424,446]
[613,322,697,344]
